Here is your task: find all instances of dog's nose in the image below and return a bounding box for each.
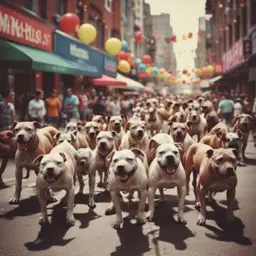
[46,167,54,176]
[226,167,234,176]
[138,130,144,136]
[18,134,24,140]
[89,132,95,137]
[100,141,107,148]
[166,155,175,164]
[177,131,183,137]
[80,160,86,166]
[117,165,125,172]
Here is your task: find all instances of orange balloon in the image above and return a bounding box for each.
[188,32,193,38]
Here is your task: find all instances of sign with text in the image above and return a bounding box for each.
[223,39,245,73]
[0,4,52,51]
[104,55,117,78]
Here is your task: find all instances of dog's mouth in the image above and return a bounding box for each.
[113,125,121,133]
[118,173,129,182]
[158,161,177,175]
[44,171,64,183]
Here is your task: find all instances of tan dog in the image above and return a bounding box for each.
[65,119,78,133]
[168,111,186,123]
[232,114,253,165]
[84,121,100,149]
[196,147,237,225]
[199,132,225,149]
[9,122,58,204]
[34,140,77,225]
[209,122,229,135]
[92,115,107,131]
[120,119,149,152]
[145,106,163,136]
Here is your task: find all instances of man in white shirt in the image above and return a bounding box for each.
[28,90,46,122]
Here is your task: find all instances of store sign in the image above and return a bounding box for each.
[223,39,245,73]
[104,55,117,77]
[54,31,103,77]
[0,4,52,51]
[213,61,223,74]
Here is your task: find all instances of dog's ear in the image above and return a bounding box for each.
[174,142,183,153]
[106,150,116,165]
[32,154,44,167]
[54,132,61,142]
[149,139,159,150]
[237,129,243,138]
[33,121,43,129]
[146,102,151,108]
[11,121,17,131]
[6,131,14,138]
[125,121,132,132]
[167,121,173,127]
[229,148,239,159]
[121,115,127,121]
[71,133,76,143]
[131,148,146,163]
[182,102,188,110]
[59,152,67,162]
[216,131,224,138]
[111,131,117,138]
[206,149,214,158]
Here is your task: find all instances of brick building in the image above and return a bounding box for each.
[206,0,256,97]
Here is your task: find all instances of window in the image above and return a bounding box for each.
[104,0,112,12]
[252,0,256,26]
[57,0,67,15]
[24,0,39,14]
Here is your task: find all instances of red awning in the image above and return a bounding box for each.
[88,75,126,87]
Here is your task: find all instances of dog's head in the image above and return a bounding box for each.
[168,112,185,123]
[201,100,214,114]
[85,121,100,139]
[108,116,124,133]
[222,131,242,151]
[146,106,158,122]
[126,120,146,141]
[65,120,78,133]
[33,152,68,184]
[55,132,76,147]
[92,115,105,126]
[206,148,237,178]
[168,122,188,142]
[237,114,253,131]
[11,121,43,146]
[107,148,145,183]
[156,143,181,174]
[132,107,143,119]
[186,104,200,123]
[96,131,116,155]
[77,120,86,132]
[76,148,92,172]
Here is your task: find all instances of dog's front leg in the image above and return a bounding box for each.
[137,189,146,224]
[88,172,96,208]
[111,190,123,229]
[66,187,75,226]
[158,188,165,202]
[103,169,109,188]
[97,170,104,188]
[37,188,49,225]
[177,184,187,224]
[77,173,85,194]
[147,186,156,221]
[0,158,8,188]
[226,188,236,222]
[9,165,23,204]
[197,184,207,225]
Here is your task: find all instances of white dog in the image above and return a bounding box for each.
[105,149,148,229]
[147,143,187,224]
[34,140,77,226]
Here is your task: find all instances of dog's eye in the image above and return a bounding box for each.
[188,108,192,111]
[26,128,33,132]
[113,159,118,163]
[159,151,165,155]
[173,127,177,130]
[127,158,133,162]
[182,128,186,131]
[173,151,178,154]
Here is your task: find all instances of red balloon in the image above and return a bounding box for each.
[182,69,188,74]
[118,51,129,60]
[182,80,186,84]
[134,31,143,43]
[60,13,80,34]
[170,35,177,42]
[142,55,152,65]
[188,32,193,38]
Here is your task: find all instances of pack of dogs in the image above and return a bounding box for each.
[0,95,254,229]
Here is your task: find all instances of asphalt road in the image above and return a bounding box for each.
[0,140,256,256]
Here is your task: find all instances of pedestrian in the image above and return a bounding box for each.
[28,90,46,123]
[218,94,234,126]
[45,89,61,127]
[76,88,89,121]
[234,98,243,118]
[63,88,80,120]
[0,90,16,131]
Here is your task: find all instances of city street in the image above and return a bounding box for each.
[0,140,255,256]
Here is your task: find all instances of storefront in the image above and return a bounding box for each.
[53,31,104,95]
[0,3,88,100]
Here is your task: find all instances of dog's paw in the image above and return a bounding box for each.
[195,202,200,211]
[197,214,206,226]
[9,196,20,205]
[177,217,187,225]
[105,207,116,215]
[39,216,49,225]
[111,219,124,229]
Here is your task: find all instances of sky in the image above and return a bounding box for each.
[145,0,206,73]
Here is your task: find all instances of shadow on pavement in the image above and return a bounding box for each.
[0,196,40,219]
[110,218,150,256]
[24,203,75,251]
[204,201,252,246]
[74,208,101,229]
[245,157,256,166]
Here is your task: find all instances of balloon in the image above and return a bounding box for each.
[121,40,129,51]
[59,13,80,34]
[152,67,158,76]
[138,63,147,72]
[188,32,193,38]
[170,35,177,42]
[202,67,208,75]
[118,51,128,60]
[127,54,134,66]
[134,31,143,43]
[207,65,214,74]
[146,67,152,76]
[135,58,142,65]
[131,68,137,76]
[105,38,122,56]
[195,68,203,77]
[182,69,188,75]
[118,60,131,74]
[142,55,152,65]
[77,24,97,44]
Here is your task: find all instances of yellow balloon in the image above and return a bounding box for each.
[146,67,152,76]
[207,65,214,73]
[77,24,97,44]
[118,60,131,73]
[105,38,122,56]
[195,68,203,77]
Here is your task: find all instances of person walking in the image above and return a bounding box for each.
[234,98,243,118]
[28,90,46,123]
[218,94,234,126]
[76,89,89,121]
[63,88,80,120]
[45,89,61,127]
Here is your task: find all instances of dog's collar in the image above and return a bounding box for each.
[18,135,39,152]
[158,161,178,175]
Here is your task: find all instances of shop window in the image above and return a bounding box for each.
[251,0,256,25]
[25,0,39,14]
[57,0,67,16]
[104,0,112,12]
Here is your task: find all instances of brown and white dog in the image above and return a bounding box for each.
[9,121,58,204]
[84,121,100,149]
[92,115,107,131]
[145,106,163,136]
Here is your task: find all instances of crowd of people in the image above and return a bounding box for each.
[0,88,256,133]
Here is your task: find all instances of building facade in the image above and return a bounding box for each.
[206,0,256,97]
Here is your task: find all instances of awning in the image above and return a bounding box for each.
[115,73,145,91]
[209,75,223,84]
[88,75,126,87]
[0,39,86,75]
